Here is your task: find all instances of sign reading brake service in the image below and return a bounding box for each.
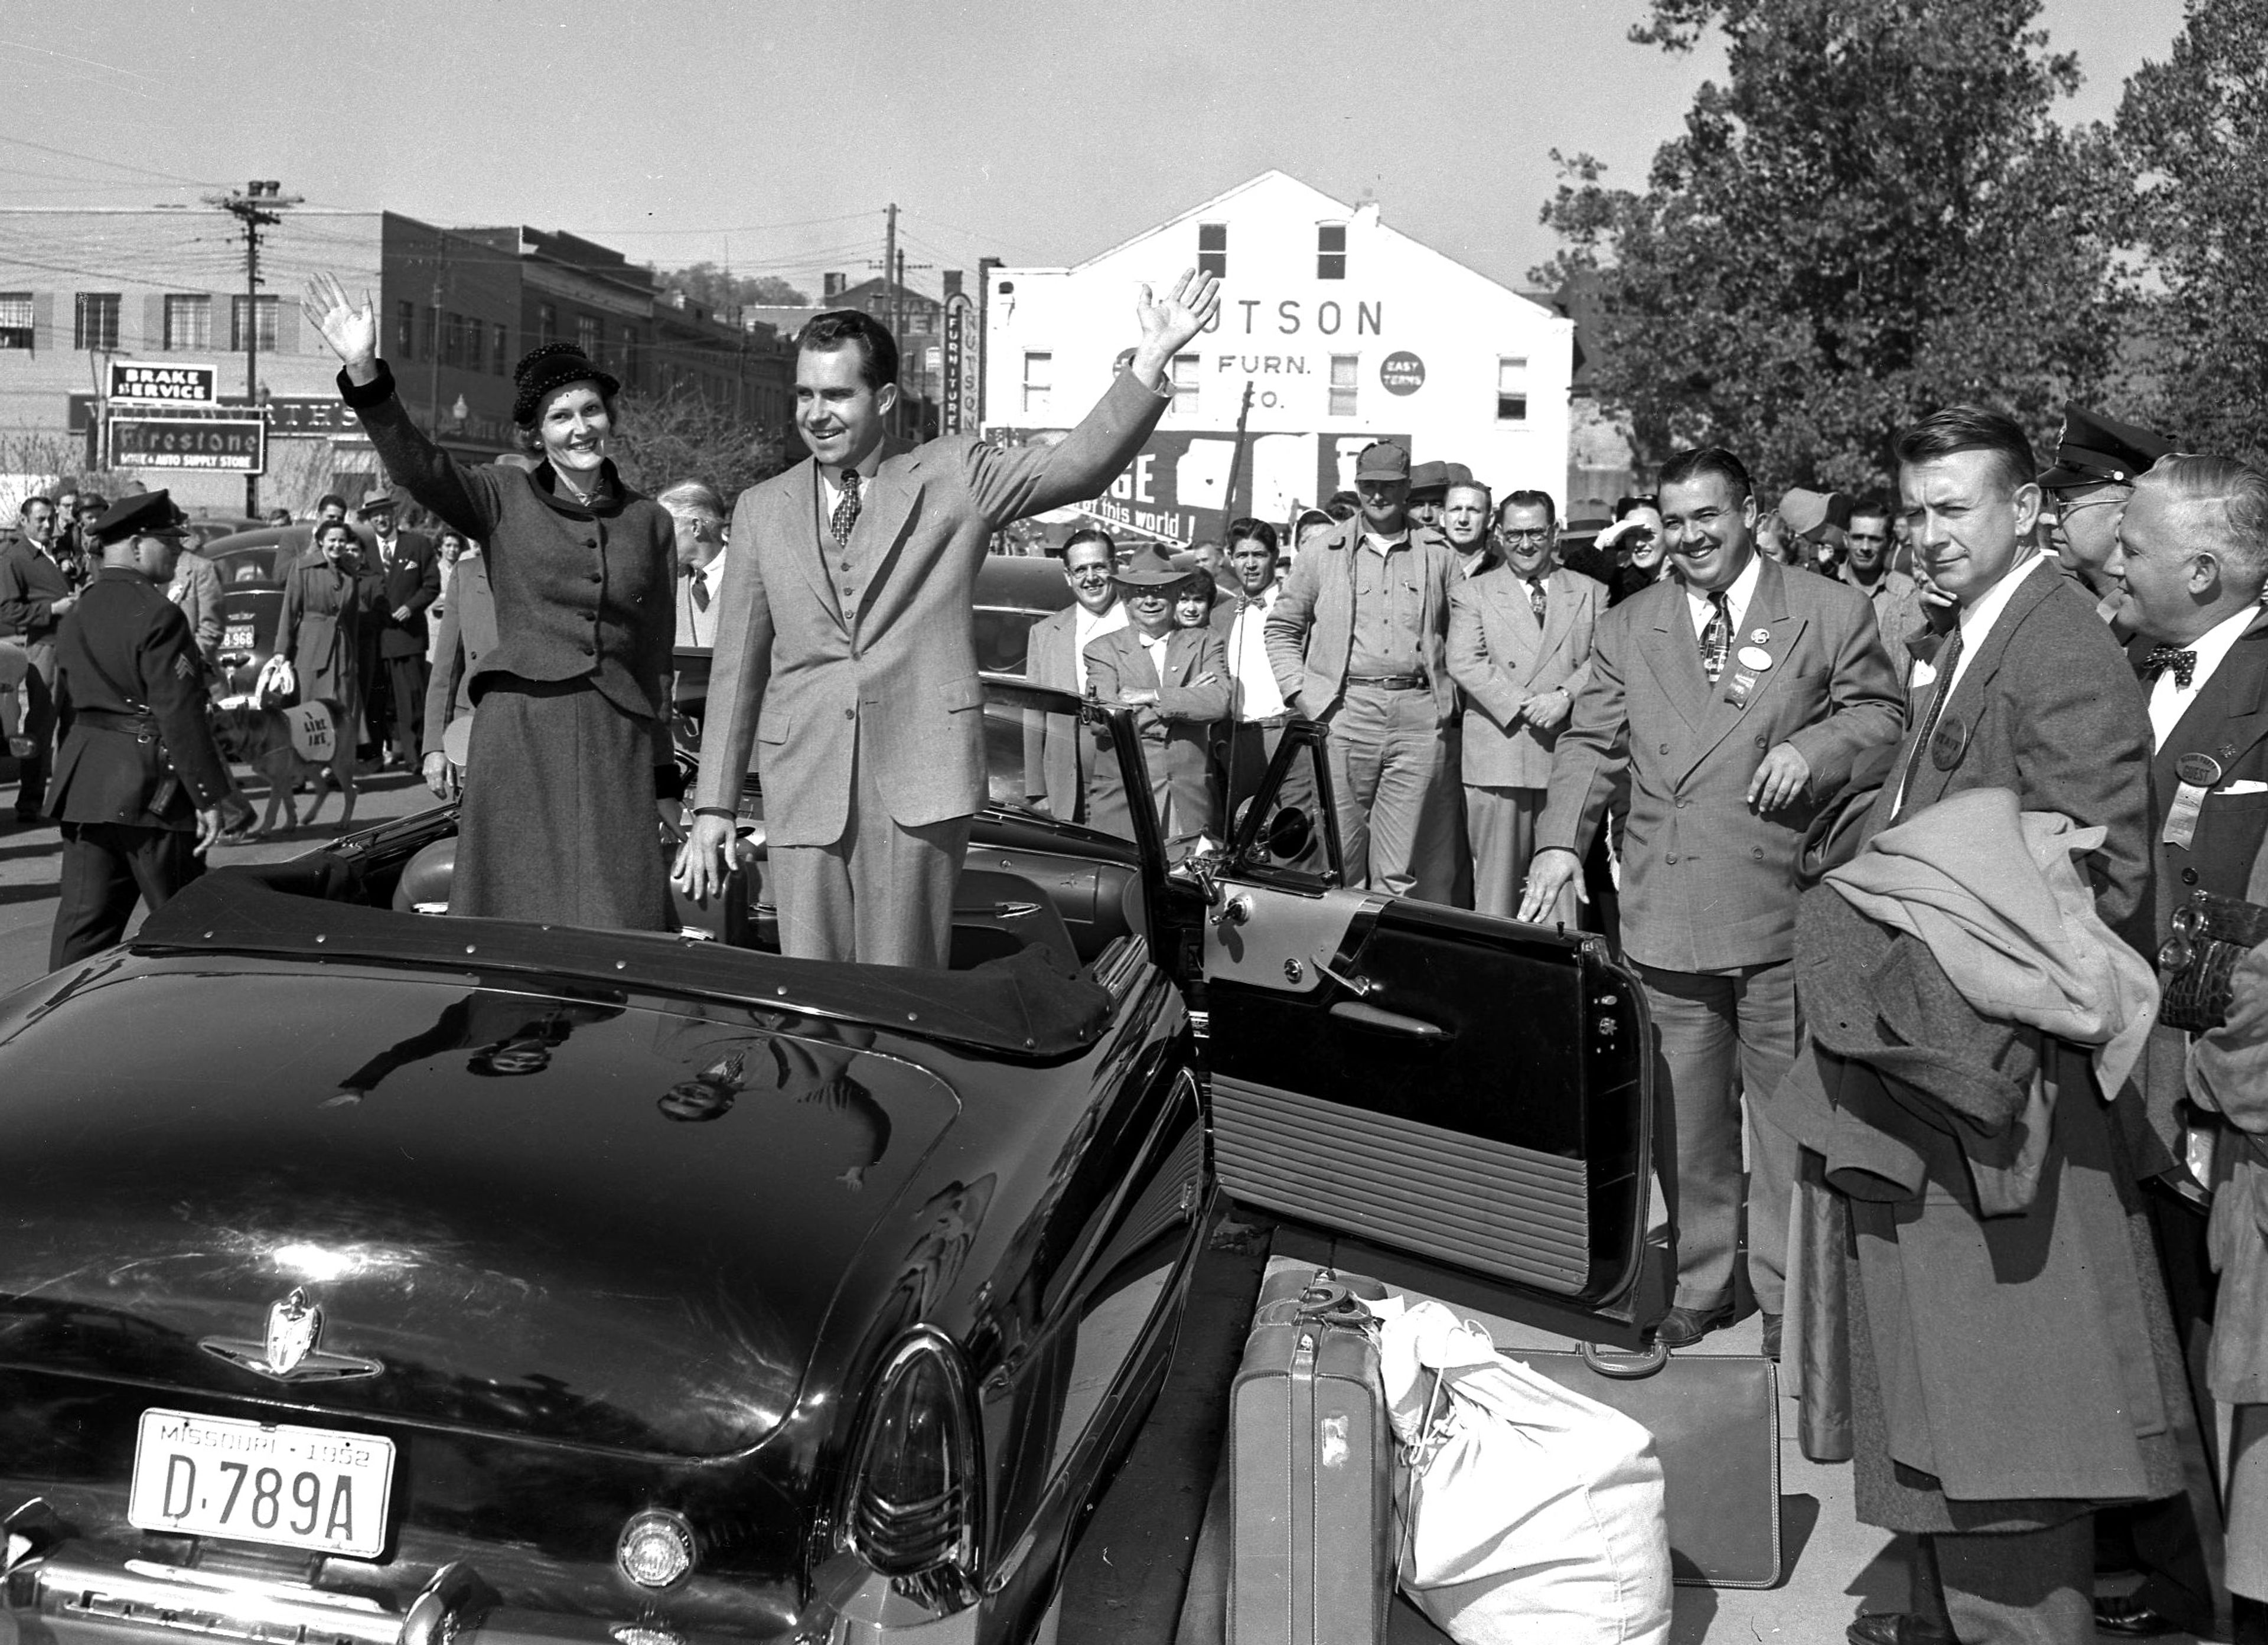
[109,361,219,405]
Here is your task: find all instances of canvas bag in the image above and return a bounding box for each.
[1370,1296,1671,1645]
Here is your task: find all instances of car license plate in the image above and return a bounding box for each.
[127,1409,393,1559]
[224,623,256,651]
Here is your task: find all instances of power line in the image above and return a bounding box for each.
[0,134,220,191]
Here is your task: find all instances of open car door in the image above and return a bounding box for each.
[1198,721,1657,1341]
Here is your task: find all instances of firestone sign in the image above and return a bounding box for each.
[109,362,219,405]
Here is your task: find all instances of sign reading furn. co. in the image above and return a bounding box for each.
[109,362,219,405]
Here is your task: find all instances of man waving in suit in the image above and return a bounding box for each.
[1522,447,1904,1351]
[1448,488,1599,924]
[676,271,1220,966]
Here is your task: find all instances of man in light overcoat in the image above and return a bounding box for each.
[677,274,1219,967]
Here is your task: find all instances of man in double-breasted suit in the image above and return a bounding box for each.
[1524,448,1904,1352]
[1779,411,2177,1645]
[1083,545,1230,852]
[677,273,1220,967]
[1448,490,1598,923]
[1021,527,1124,823]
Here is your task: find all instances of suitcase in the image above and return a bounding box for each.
[1228,1266,1393,1645]
[1507,1342,1780,1588]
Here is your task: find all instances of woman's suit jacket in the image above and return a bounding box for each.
[275,550,364,719]
[422,550,497,757]
[1082,625,1230,844]
[1447,563,1599,790]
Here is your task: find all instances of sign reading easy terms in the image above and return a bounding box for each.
[109,362,219,405]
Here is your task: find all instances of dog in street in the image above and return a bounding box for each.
[212,696,357,836]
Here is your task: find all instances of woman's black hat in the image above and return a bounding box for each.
[511,341,620,426]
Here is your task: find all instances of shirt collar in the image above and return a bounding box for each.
[829,445,884,487]
[1361,527,1409,558]
[1954,549,2047,645]
[2169,601,2260,681]
[1686,550,1764,625]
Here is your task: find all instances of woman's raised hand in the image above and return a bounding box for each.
[301,272,379,382]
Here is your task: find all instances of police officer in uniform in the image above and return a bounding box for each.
[47,492,250,970]
[2038,403,2175,624]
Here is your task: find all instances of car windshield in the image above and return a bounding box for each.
[210,545,281,587]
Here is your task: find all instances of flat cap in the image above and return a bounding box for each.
[2037,403,2174,490]
[1355,441,1410,482]
[1778,487,1852,540]
[90,489,187,546]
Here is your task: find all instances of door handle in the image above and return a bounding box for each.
[1328,1000,1449,1042]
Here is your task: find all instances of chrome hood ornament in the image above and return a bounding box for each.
[199,1286,382,1382]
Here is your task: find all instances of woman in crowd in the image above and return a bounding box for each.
[302,271,677,931]
[274,518,364,733]
[1172,572,1217,631]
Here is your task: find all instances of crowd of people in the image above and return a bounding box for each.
[0,264,2260,1642]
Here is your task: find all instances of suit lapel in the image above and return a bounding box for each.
[2153,609,2268,787]
[1537,568,1574,660]
[1682,557,1807,772]
[1635,579,1710,732]
[842,439,920,623]
[777,459,842,628]
[1904,557,2060,812]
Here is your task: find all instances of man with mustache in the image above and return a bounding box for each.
[677,272,1220,966]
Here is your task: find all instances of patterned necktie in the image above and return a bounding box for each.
[830,468,862,548]
[1699,591,1731,683]
[1527,576,1548,624]
[1895,624,1965,819]
[690,567,710,612]
[2144,645,2197,689]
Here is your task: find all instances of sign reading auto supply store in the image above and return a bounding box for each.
[109,413,266,473]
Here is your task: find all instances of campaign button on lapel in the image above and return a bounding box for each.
[2178,753,2224,788]
[1737,645,1774,670]
[1931,714,1970,769]
[1750,628,1771,644]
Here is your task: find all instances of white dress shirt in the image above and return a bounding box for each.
[1071,601,1128,694]
[1137,627,1173,683]
[678,549,730,647]
[1892,551,2048,815]
[1683,550,1764,644]
[1223,587,1287,720]
[2149,602,2259,751]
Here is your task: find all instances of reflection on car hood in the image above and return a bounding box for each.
[0,962,960,1458]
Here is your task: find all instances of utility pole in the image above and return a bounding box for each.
[882,203,899,436]
[205,179,300,516]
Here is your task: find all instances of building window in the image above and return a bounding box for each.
[493,324,508,375]
[443,312,462,367]
[1197,223,1227,280]
[74,293,120,351]
[577,315,601,361]
[163,294,211,351]
[230,295,279,352]
[420,305,438,362]
[623,327,640,387]
[396,300,415,354]
[1168,353,1198,415]
[539,303,558,345]
[0,293,31,351]
[1329,354,1358,417]
[1317,223,1347,281]
[1496,356,1529,422]
[464,317,483,372]
[1021,350,1051,418]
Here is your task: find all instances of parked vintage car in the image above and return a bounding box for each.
[0,676,1654,1645]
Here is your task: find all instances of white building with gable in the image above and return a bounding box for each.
[981,170,1575,547]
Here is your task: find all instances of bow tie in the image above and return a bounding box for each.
[2145,646,2197,689]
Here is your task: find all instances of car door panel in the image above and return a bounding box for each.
[1203,723,1653,1333]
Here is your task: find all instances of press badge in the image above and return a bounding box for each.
[2162,753,2223,849]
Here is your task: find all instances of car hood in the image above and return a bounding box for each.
[0,960,961,1458]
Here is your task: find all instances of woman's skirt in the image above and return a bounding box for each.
[455,675,672,931]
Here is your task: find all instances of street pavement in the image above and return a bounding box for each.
[0,764,439,991]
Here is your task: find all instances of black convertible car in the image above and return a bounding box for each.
[0,676,1654,1645]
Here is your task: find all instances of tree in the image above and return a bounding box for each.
[1536,0,2124,495]
[607,381,790,502]
[2111,0,2268,465]
[655,263,810,312]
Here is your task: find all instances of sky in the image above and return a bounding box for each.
[0,0,2186,301]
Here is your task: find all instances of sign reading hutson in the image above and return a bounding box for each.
[109,361,219,406]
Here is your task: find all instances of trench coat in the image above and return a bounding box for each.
[275,550,363,723]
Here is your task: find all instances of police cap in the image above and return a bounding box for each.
[2036,404,2174,491]
[90,490,187,547]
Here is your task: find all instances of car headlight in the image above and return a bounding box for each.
[841,1327,982,1581]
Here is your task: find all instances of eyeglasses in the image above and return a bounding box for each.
[1498,529,1552,545]
[2052,495,2126,518]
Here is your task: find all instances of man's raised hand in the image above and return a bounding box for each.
[301,272,379,380]
[1132,268,1222,370]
